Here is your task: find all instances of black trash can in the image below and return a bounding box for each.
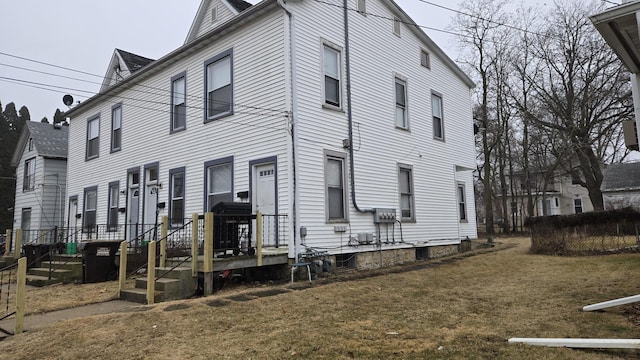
[23,243,52,270]
[81,241,120,283]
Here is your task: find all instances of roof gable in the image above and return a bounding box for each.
[184,0,253,44]
[11,122,69,166]
[601,162,640,191]
[100,49,155,92]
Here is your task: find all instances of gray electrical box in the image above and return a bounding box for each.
[373,208,396,223]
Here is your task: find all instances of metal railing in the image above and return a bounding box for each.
[260,214,288,248]
[0,262,18,335]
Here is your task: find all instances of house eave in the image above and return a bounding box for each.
[64,0,280,119]
[591,1,640,73]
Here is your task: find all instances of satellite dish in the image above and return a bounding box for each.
[63,94,74,107]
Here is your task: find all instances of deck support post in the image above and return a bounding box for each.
[203,212,214,295]
[159,216,168,268]
[191,213,199,277]
[15,257,26,334]
[4,229,11,256]
[118,241,127,295]
[14,230,22,260]
[146,241,156,304]
[256,212,263,267]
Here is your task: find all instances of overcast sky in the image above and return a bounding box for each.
[0,0,565,122]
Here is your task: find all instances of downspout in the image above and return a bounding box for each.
[278,0,301,262]
[344,0,373,214]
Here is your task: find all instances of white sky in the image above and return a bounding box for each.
[0,0,565,122]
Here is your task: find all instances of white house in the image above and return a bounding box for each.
[63,0,477,265]
[11,121,68,242]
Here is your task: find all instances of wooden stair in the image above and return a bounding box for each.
[120,267,196,304]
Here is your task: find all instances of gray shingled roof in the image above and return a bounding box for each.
[227,0,252,12]
[27,121,68,159]
[116,49,154,73]
[601,162,640,191]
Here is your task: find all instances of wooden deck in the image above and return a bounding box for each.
[166,247,289,272]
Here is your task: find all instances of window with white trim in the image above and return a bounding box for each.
[86,116,100,160]
[325,151,348,222]
[111,105,121,152]
[398,165,414,221]
[432,92,444,140]
[171,73,186,132]
[574,198,583,214]
[458,183,467,222]
[395,77,408,129]
[323,44,341,108]
[205,159,233,211]
[421,49,430,69]
[205,50,233,120]
[170,168,185,227]
[23,158,35,191]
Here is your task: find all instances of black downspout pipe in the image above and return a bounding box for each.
[344,0,373,214]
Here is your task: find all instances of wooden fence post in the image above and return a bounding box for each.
[160,216,168,268]
[14,230,22,260]
[256,212,263,267]
[203,212,214,295]
[191,213,199,277]
[146,241,156,304]
[15,257,26,334]
[4,229,11,256]
[118,241,127,295]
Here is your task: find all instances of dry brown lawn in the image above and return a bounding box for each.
[1,237,640,359]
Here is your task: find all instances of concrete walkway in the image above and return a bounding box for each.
[0,300,140,338]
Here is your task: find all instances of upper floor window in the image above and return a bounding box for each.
[28,138,34,151]
[111,105,122,152]
[395,77,408,129]
[205,158,233,211]
[86,115,100,160]
[211,5,218,22]
[23,158,35,191]
[357,0,366,14]
[205,50,233,121]
[325,150,348,222]
[323,43,341,109]
[393,17,401,36]
[171,73,186,132]
[169,167,185,227]
[398,165,414,221]
[432,92,444,140]
[458,183,467,222]
[421,49,430,69]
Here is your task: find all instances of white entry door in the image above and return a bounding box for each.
[127,188,140,241]
[253,163,276,246]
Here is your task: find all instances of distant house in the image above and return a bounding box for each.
[601,162,640,210]
[497,169,593,230]
[62,0,477,265]
[10,122,68,241]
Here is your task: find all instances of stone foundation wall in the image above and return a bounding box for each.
[355,248,415,270]
[428,245,459,259]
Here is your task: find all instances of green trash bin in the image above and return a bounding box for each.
[66,242,77,255]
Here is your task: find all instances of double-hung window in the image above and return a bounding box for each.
[574,198,583,214]
[83,186,98,232]
[398,165,415,221]
[325,151,348,222]
[169,168,185,227]
[205,50,233,121]
[323,44,341,108]
[171,73,186,132]
[457,183,467,222]
[111,105,122,152]
[23,158,35,191]
[395,77,408,129]
[205,158,233,211]
[432,92,444,140]
[107,182,119,231]
[86,115,100,160]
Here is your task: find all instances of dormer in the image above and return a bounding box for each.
[184,0,253,45]
[100,49,155,93]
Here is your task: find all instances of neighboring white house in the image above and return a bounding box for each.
[63,0,477,263]
[11,121,68,242]
[601,162,640,209]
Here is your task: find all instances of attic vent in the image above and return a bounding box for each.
[357,0,366,14]
[211,6,218,23]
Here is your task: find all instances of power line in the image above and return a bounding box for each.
[0,52,287,116]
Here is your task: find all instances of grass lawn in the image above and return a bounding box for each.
[1,237,639,359]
